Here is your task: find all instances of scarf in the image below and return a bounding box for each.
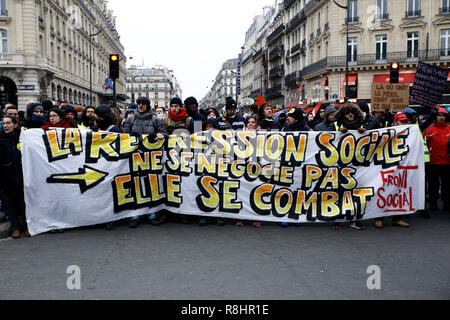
[168,107,188,122]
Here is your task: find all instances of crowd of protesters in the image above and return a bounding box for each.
[0,94,449,238]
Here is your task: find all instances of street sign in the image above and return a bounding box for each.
[18,85,35,91]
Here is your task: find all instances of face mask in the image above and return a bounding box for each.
[31,114,45,123]
[157,114,165,120]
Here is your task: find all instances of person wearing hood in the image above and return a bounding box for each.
[123,97,168,229]
[95,105,121,133]
[184,96,205,124]
[257,102,281,131]
[314,106,337,131]
[223,97,245,130]
[359,102,380,130]
[423,108,450,212]
[23,102,46,129]
[0,115,29,239]
[312,104,327,128]
[332,102,366,230]
[274,111,287,128]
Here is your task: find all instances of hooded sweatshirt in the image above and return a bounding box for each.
[314,106,337,131]
[334,103,365,130]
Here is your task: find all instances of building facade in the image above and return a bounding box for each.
[0,0,126,110]
[125,65,182,110]
[200,58,238,111]
[239,0,450,109]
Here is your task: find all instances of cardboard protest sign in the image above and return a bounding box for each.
[371,83,410,112]
[410,61,448,108]
[21,127,425,236]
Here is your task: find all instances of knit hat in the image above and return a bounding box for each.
[41,100,54,112]
[287,107,304,121]
[402,108,417,118]
[205,107,220,118]
[184,96,198,107]
[394,113,408,122]
[170,97,183,107]
[29,102,44,113]
[60,104,76,115]
[128,103,138,110]
[75,105,85,113]
[225,97,237,110]
[95,104,112,120]
[203,118,219,130]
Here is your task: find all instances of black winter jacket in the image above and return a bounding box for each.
[0,130,23,189]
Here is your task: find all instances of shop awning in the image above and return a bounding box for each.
[373,73,416,84]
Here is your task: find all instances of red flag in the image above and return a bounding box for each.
[296,83,304,95]
[312,100,322,117]
[319,76,328,87]
[256,94,267,108]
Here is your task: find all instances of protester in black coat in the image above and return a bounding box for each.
[282,108,311,132]
[22,102,46,129]
[314,106,337,131]
[0,116,29,238]
[358,102,380,131]
[258,102,281,131]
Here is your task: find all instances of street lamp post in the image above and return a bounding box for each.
[333,0,349,102]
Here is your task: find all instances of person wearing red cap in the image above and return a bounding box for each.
[374,112,411,229]
[423,108,450,211]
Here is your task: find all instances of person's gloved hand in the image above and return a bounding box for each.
[339,127,348,134]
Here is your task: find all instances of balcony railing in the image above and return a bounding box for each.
[252,48,263,61]
[269,65,284,79]
[286,13,301,34]
[283,0,296,10]
[269,45,284,61]
[302,49,450,77]
[265,84,283,98]
[285,71,302,87]
[290,43,301,55]
[267,24,285,44]
[405,10,421,18]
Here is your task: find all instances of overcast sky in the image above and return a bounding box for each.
[107,0,276,101]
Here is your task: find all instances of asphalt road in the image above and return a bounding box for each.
[0,211,449,300]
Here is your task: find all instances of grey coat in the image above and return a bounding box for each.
[122,111,168,137]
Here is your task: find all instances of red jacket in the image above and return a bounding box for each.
[423,122,450,164]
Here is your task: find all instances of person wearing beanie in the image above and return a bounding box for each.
[23,102,46,129]
[41,100,54,115]
[60,104,78,127]
[164,97,194,135]
[314,105,337,131]
[123,96,168,229]
[423,108,450,212]
[223,97,245,130]
[282,107,311,133]
[402,108,418,124]
[203,118,219,131]
[184,96,205,123]
[75,105,85,123]
[94,105,121,133]
[274,111,287,128]
[359,102,380,130]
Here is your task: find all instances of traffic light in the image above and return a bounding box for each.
[109,54,120,80]
[390,62,399,83]
[154,101,158,108]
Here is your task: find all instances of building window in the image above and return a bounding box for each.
[0,29,6,53]
[407,0,420,17]
[376,34,387,62]
[407,32,419,59]
[347,37,357,63]
[348,1,358,23]
[376,0,388,20]
[0,0,6,16]
[442,0,450,13]
[440,29,450,58]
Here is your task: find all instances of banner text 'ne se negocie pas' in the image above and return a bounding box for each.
[20,126,425,235]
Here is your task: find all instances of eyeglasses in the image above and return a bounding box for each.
[344,111,354,115]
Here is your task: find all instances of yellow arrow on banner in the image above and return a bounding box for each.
[47,166,109,194]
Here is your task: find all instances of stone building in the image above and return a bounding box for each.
[0,0,127,110]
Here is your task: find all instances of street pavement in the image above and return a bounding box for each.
[0,210,449,300]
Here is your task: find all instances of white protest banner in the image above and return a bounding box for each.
[21,126,425,236]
